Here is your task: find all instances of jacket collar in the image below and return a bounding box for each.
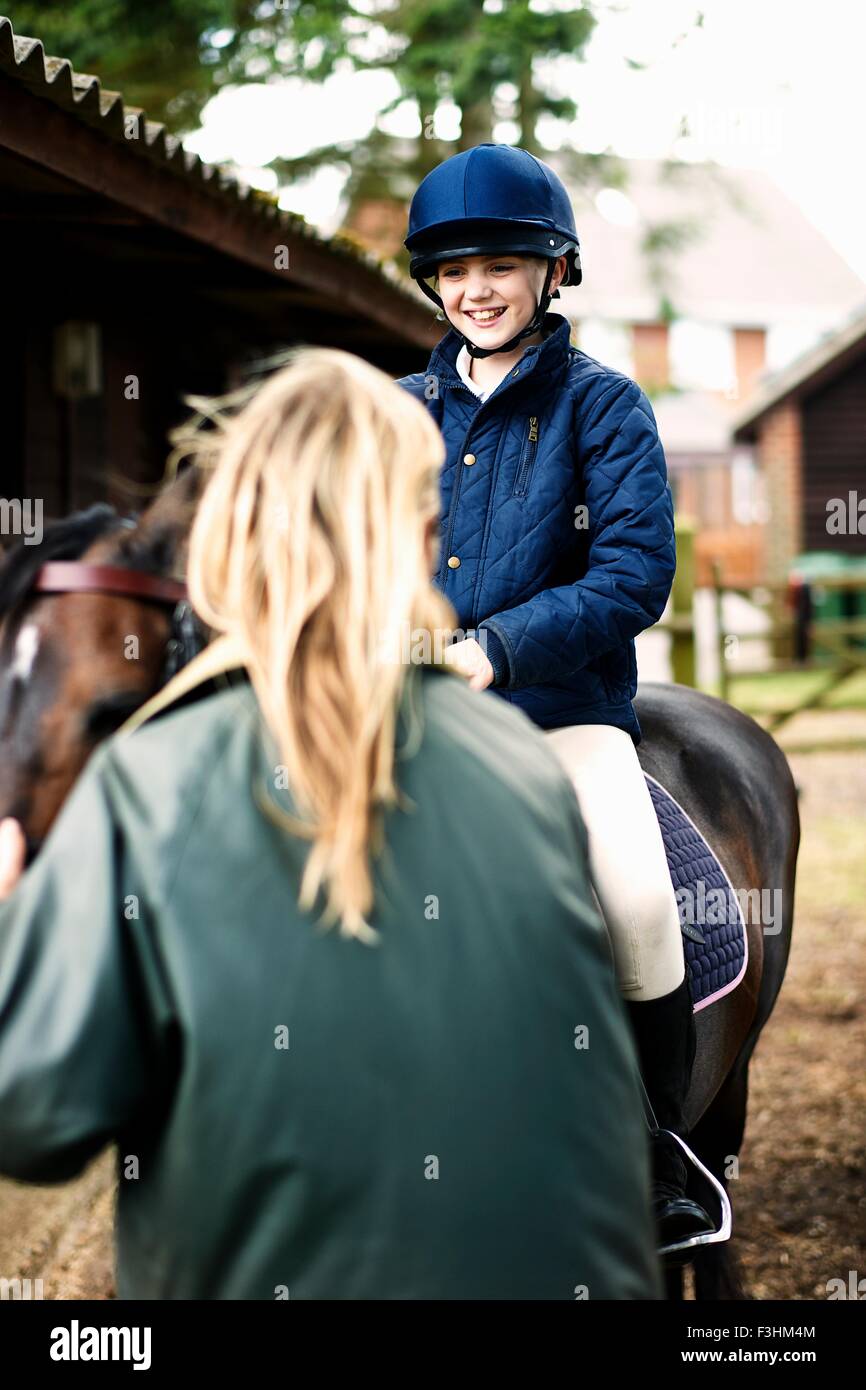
[427,311,572,398]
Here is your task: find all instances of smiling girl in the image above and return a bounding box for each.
[397,143,714,1249]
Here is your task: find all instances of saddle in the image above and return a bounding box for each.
[645,774,748,1011]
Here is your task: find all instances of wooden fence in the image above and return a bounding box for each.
[654,519,698,687]
[711,565,866,731]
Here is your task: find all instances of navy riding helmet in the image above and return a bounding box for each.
[405,143,582,359]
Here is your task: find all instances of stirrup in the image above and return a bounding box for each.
[654,1128,732,1263]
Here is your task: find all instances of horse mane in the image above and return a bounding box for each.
[0,503,122,618]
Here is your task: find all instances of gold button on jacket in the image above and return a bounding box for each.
[447,556,461,569]
[463,453,476,466]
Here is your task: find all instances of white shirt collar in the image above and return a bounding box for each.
[454,320,557,400]
[455,344,491,401]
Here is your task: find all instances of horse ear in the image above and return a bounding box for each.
[138,466,205,529]
[117,467,207,578]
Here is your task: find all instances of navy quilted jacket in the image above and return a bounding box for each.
[396,312,676,741]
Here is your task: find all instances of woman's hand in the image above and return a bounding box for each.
[0,819,26,901]
[443,637,495,691]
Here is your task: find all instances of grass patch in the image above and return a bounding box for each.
[704,668,866,714]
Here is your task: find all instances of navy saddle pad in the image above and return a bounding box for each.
[645,774,747,1011]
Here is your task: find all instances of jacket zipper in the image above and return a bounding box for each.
[513,416,539,496]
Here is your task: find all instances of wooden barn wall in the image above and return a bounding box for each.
[21,316,105,517]
[0,306,25,511]
[802,357,866,554]
[15,311,155,522]
[10,297,247,525]
[1,214,426,534]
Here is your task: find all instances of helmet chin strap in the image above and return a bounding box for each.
[456,260,557,360]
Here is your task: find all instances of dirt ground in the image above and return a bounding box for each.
[723,740,866,1299]
[0,730,864,1301]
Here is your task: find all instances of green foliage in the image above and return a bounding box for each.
[7,2,597,167]
[641,217,703,258]
[8,1,707,280]
[7,1,262,125]
[640,216,705,321]
[268,0,599,217]
[10,0,596,143]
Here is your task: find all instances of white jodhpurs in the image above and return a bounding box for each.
[544,723,685,1001]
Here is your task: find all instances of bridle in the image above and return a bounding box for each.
[4,562,205,867]
[32,561,206,682]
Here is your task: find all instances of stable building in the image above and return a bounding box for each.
[732,305,866,583]
[556,158,866,588]
[0,15,436,521]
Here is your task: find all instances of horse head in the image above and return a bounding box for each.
[0,468,205,859]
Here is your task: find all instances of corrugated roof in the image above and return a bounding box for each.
[0,13,420,300]
[552,156,866,331]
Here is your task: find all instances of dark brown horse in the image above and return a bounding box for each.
[0,478,799,1300]
[636,685,799,1298]
[0,469,205,859]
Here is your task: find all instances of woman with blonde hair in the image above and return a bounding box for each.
[0,348,660,1300]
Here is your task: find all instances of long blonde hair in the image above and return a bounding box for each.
[185,347,457,941]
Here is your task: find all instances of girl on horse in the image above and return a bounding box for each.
[398,143,714,1247]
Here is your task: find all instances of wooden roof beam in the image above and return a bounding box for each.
[0,75,433,348]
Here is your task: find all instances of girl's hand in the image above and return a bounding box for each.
[0,818,26,901]
[443,637,495,691]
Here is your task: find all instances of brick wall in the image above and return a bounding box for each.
[733,327,767,404]
[344,199,407,260]
[631,322,669,391]
[756,400,803,583]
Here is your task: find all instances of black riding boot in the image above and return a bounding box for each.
[625,974,715,1251]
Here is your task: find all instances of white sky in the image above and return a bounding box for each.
[184,0,866,283]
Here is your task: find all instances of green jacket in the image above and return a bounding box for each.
[0,668,662,1300]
